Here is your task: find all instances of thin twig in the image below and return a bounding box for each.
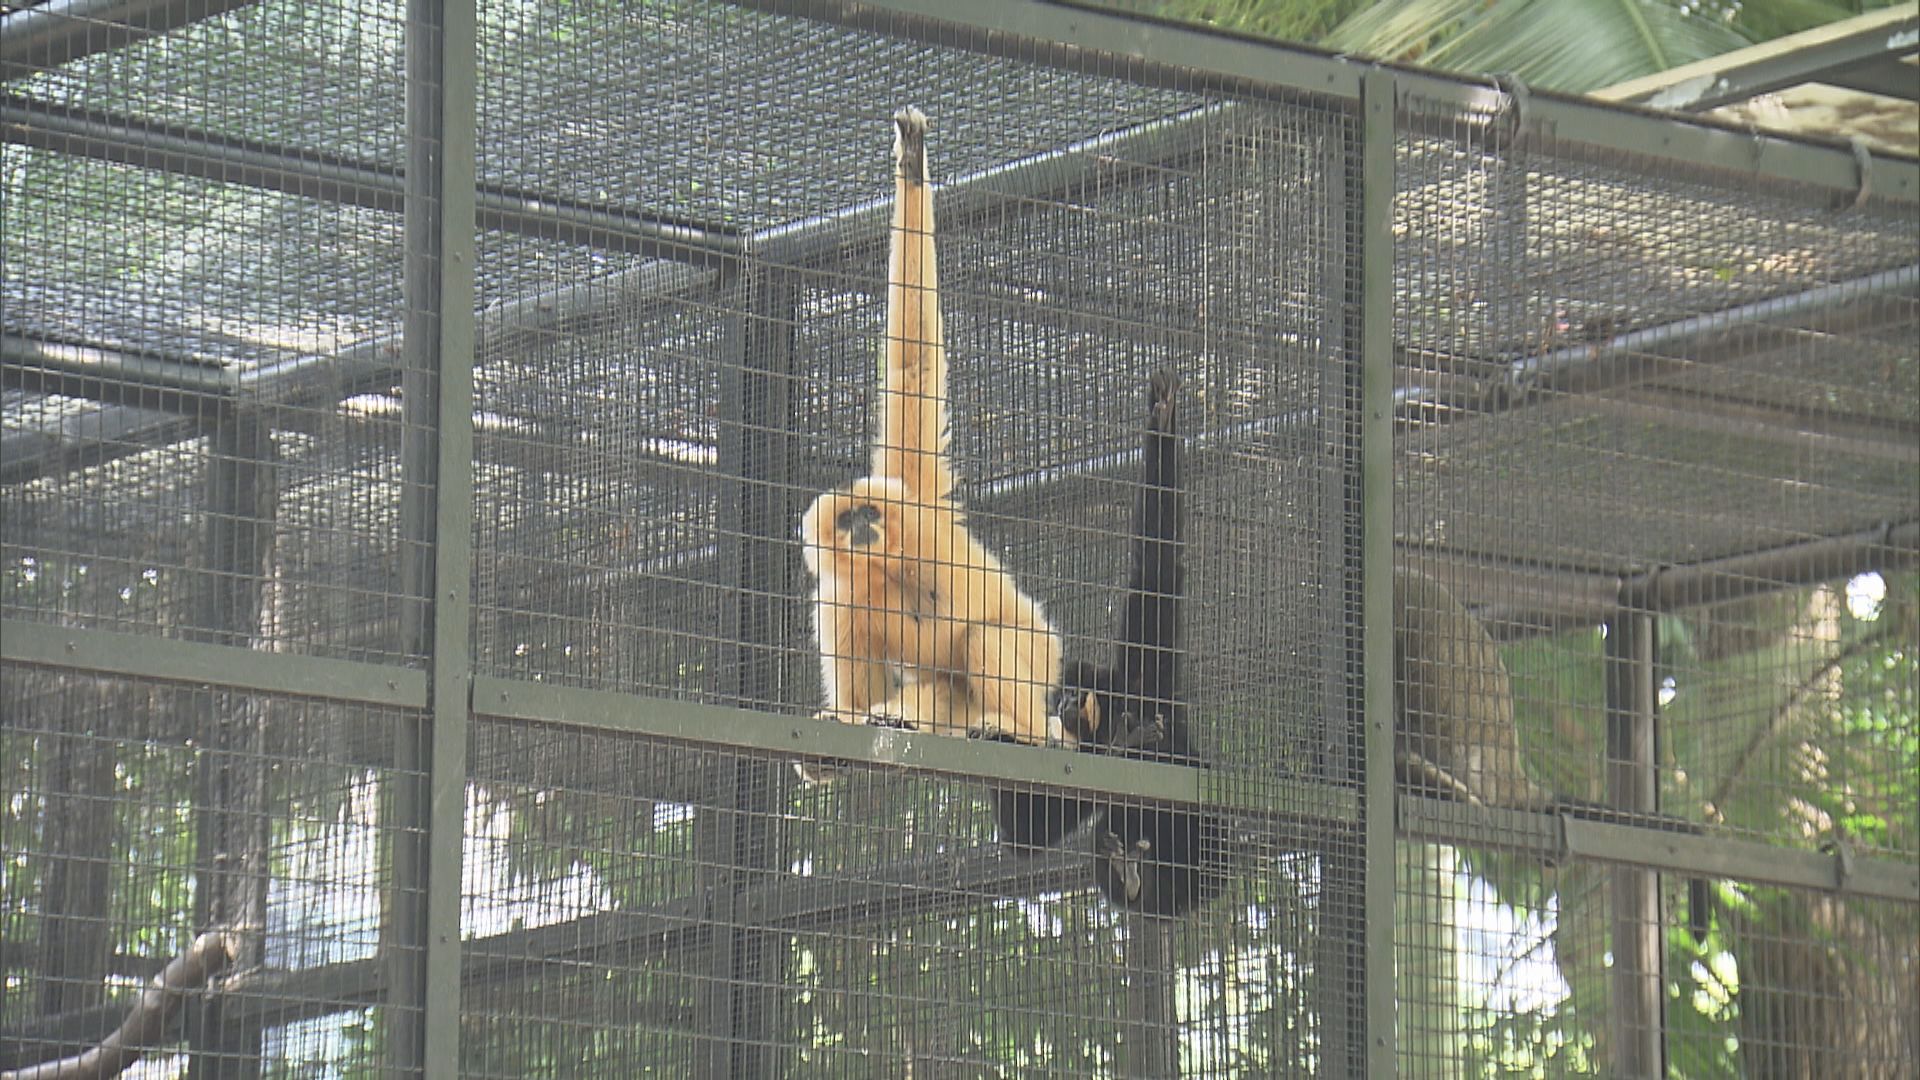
[1705,625,1896,822]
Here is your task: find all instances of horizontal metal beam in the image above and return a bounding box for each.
[12,782,1900,1061]
[751,101,1221,266]
[474,675,1356,823]
[1628,519,1920,610]
[1398,794,1920,904]
[1505,265,1920,398]
[1420,518,1920,632]
[1593,7,1920,111]
[2,255,720,475]
[0,0,259,81]
[2,335,237,402]
[0,836,1090,1062]
[220,843,1087,1028]
[0,619,427,708]
[2,99,1213,457]
[1820,55,1920,102]
[0,397,193,485]
[1593,386,1918,467]
[0,94,743,259]
[742,0,1920,203]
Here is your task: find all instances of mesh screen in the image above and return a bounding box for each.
[3,0,419,663]
[1394,841,1920,1077]
[461,718,1346,1077]
[1392,85,1918,1078]
[0,669,422,1077]
[3,0,1915,1076]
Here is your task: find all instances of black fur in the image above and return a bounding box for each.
[990,371,1223,915]
[1085,371,1224,917]
[991,372,1182,850]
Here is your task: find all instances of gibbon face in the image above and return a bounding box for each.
[798,476,922,578]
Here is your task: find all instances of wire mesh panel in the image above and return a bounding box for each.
[0,669,424,1077]
[1391,79,1919,1078]
[6,0,1916,1076]
[460,3,1366,1073]
[457,717,1348,1077]
[2,0,420,665]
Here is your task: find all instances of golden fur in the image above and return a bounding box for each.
[798,108,1063,744]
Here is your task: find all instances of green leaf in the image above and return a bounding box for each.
[1325,0,1756,92]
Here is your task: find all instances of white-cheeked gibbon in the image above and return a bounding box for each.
[798,108,1064,746]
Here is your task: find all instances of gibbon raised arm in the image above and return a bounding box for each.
[1082,372,1226,917]
[994,372,1224,915]
[991,370,1184,851]
[798,108,1063,746]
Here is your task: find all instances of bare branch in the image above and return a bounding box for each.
[1,932,235,1080]
[1706,625,1897,821]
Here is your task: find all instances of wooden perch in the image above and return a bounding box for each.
[2,932,235,1080]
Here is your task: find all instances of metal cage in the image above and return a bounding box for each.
[3,1,1915,1077]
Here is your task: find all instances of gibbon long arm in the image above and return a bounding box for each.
[1001,373,1222,914]
[1087,373,1224,917]
[797,109,1062,748]
[872,108,954,505]
[992,371,1183,850]
[1115,368,1184,722]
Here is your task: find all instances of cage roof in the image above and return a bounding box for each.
[3,0,1916,629]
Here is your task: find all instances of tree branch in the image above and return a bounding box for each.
[1705,625,1896,821]
[1,932,235,1080]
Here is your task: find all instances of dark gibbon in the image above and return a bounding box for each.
[1395,567,1710,941]
[990,370,1182,852]
[997,371,1226,916]
[798,108,1064,746]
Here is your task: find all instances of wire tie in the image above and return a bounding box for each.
[1490,73,1531,146]
[1848,137,1875,210]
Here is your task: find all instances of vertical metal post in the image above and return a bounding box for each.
[1605,612,1665,1078]
[35,683,114,1019]
[389,1,476,1076]
[188,415,276,1079]
[694,266,797,1079]
[1120,918,1177,1078]
[1358,67,1400,1080]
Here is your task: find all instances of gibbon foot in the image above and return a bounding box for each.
[968,714,1075,748]
[1098,830,1152,902]
[864,711,915,731]
[967,725,1074,749]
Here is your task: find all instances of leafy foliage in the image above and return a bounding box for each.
[1108,0,1901,92]
[1438,575,1920,1076]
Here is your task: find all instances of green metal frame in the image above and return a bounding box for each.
[474,676,1357,821]
[4,0,1919,1074]
[0,619,428,707]
[424,0,477,1073]
[1358,66,1398,1079]
[1399,796,1920,902]
[739,0,1920,202]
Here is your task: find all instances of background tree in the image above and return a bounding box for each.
[1096,0,1898,92]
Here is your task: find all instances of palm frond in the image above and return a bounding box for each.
[1323,0,1756,92]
